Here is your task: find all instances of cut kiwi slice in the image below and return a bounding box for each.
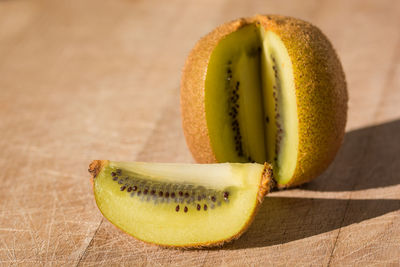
[181,15,347,187]
[89,160,273,247]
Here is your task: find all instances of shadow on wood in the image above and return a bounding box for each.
[224,119,400,249]
[302,119,400,191]
[226,197,400,249]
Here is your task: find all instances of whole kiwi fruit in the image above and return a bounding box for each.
[181,14,348,188]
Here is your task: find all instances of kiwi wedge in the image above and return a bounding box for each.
[181,15,347,187]
[89,160,273,247]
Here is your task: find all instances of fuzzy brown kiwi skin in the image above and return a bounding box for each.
[89,160,273,248]
[180,15,348,188]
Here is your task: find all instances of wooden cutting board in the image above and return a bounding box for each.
[0,0,399,265]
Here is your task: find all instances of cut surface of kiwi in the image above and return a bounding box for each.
[181,15,347,187]
[89,160,273,247]
[205,23,298,184]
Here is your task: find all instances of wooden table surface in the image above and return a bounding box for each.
[1,0,399,266]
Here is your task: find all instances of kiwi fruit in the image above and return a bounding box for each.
[88,160,273,247]
[181,15,348,188]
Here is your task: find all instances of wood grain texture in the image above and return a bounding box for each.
[0,0,399,266]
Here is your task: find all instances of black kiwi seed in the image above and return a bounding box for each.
[171,192,176,198]
[159,191,163,197]
[137,191,141,196]
[179,191,183,197]
[184,206,188,213]
[266,116,269,123]
[211,196,216,202]
[197,204,201,211]
[112,177,118,181]
[197,195,201,201]
[120,185,126,191]
[184,192,189,198]
[165,192,169,198]
[223,192,229,200]
[204,204,208,211]
[132,185,137,191]
[116,169,122,175]
[127,187,132,192]
[176,205,180,212]
[111,172,116,177]
[144,189,148,195]
[151,190,155,195]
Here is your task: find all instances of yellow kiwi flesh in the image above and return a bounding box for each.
[181,15,347,187]
[259,28,298,185]
[205,24,266,164]
[204,23,298,185]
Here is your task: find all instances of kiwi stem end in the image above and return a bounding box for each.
[258,163,274,202]
[88,160,109,184]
